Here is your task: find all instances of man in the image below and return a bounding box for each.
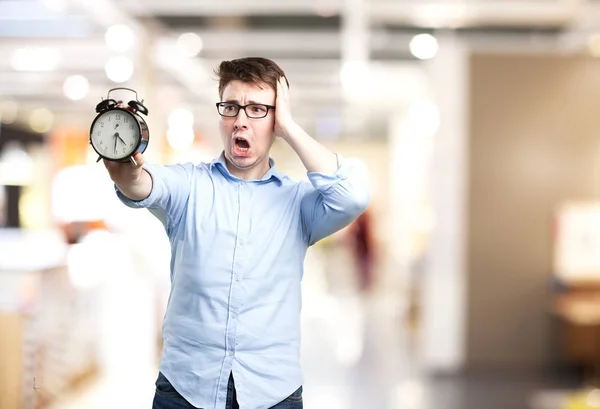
[104,57,370,409]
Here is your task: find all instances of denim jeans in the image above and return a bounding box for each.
[152,372,303,409]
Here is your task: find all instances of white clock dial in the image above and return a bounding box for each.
[90,109,140,160]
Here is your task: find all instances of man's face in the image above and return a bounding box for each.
[218,80,276,173]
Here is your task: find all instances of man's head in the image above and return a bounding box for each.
[214,57,288,179]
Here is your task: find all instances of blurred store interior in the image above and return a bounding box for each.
[4,0,600,408]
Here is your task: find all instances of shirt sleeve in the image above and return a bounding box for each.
[115,162,195,234]
[300,154,371,246]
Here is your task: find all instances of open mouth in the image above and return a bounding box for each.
[233,136,250,155]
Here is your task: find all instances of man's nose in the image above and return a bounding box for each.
[234,108,249,129]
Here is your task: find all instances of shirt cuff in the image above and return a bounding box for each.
[115,163,161,208]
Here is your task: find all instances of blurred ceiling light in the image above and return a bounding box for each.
[105,56,134,83]
[0,100,18,124]
[0,142,34,186]
[63,75,90,101]
[340,61,368,85]
[42,0,68,12]
[29,108,54,133]
[408,99,440,137]
[409,34,439,60]
[166,127,195,150]
[176,33,204,57]
[10,47,60,71]
[588,33,600,57]
[168,107,194,129]
[105,24,135,53]
[340,60,370,99]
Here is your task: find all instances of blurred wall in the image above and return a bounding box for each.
[466,53,600,370]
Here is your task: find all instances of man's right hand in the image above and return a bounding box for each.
[103,152,144,184]
[103,152,153,201]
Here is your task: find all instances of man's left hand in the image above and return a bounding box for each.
[274,76,297,140]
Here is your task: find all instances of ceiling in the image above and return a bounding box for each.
[1,0,600,144]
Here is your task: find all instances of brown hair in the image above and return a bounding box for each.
[215,57,289,99]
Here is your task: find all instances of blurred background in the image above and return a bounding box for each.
[3,0,600,408]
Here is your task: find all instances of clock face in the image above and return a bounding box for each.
[90,109,140,160]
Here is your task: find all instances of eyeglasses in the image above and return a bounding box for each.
[216,102,276,119]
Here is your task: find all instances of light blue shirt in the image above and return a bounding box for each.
[116,152,370,409]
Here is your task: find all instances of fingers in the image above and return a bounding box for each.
[276,78,282,99]
[132,152,144,168]
[280,76,289,89]
[280,76,288,95]
[103,158,117,170]
[277,76,289,102]
[102,152,144,175]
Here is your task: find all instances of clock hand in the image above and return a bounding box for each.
[114,134,118,154]
[116,134,126,144]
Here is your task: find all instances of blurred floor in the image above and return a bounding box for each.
[45,246,580,409]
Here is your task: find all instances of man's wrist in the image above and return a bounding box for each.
[279,121,303,143]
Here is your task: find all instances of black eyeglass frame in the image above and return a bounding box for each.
[215,102,276,119]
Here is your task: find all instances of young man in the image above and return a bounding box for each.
[105,57,370,409]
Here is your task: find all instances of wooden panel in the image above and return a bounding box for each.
[467,53,600,369]
[0,313,23,409]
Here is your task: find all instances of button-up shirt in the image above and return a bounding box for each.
[116,152,370,409]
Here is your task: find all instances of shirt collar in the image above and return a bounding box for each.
[210,151,284,184]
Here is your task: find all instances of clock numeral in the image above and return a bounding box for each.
[129,124,134,130]
[115,114,121,120]
[129,143,134,147]
[103,146,108,152]
[99,140,103,145]
[100,121,104,128]
[96,131,101,136]
[124,118,129,123]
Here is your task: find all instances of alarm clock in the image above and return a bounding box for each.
[90,87,149,166]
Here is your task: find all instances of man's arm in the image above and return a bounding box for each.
[104,152,153,201]
[274,77,338,174]
[299,156,370,245]
[106,152,195,234]
[274,77,370,245]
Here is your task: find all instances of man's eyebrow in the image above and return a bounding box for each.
[222,99,265,105]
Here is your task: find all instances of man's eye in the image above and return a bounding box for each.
[251,106,266,113]
[224,105,236,111]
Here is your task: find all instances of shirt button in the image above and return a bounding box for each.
[232,313,237,319]
[229,351,233,356]
[235,276,240,282]
[238,239,245,246]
